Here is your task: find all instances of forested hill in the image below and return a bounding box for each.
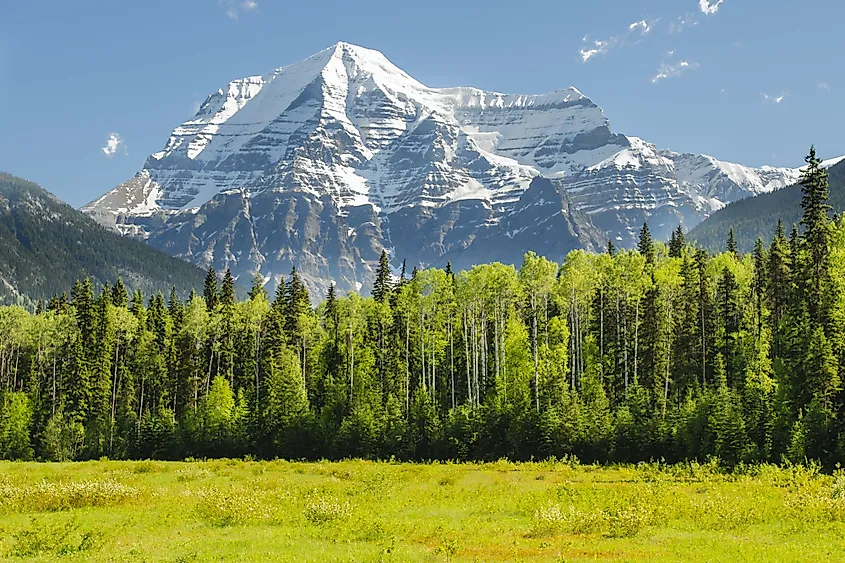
[689,159,845,252]
[0,173,207,304]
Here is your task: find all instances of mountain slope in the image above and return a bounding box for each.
[0,173,207,304]
[689,158,845,252]
[83,42,813,296]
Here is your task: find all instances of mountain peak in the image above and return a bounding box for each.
[83,42,817,297]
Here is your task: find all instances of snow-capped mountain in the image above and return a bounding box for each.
[83,42,808,296]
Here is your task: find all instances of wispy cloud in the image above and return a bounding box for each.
[101,133,125,158]
[220,0,258,20]
[762,92,789,104]
[818,82,831,93]
[579,18,656,63]
[580,40,611,63]
[629,20,653,35]
[699,0,726,15]
[652,59,700,83]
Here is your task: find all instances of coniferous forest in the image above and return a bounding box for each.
[1,148,843,468]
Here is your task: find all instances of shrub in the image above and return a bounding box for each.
[0,480,139,513]
[194,487,270,526]
[9,518,103,557]
[303,496,352,525]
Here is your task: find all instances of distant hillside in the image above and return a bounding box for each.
[0,172,207,305]
[689,159,845,252]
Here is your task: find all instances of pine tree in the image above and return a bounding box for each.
[802,326,841,413]
[767,220,791,348]
[373,250,392,303]
[638,223,655,265]
[220,269,236,308]
[248,271,267,301]
[717,266,740,386]
[112,278,129,308]
[669,225,685,258]
[727,228,738,256]
[799,146,833,326]
[607,239,616,257]
[203,267,219,312]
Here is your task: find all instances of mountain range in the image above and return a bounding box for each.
[689,157,845,252]
[83,42,822,296]
[0,172,207,305]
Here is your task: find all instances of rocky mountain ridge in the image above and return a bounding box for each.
[84,42,813,296]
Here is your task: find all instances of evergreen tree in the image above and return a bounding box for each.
[248,271,267,301]
[203,267,219,312]
[638,222,655,265]
[607,239,616,257]
[767,220,791,350]
[112,278,129,308]
[727,228,738,256]
[669,225,685,258]
[220,268,236,308]
[799,146,833,326]
[373,250,393,303]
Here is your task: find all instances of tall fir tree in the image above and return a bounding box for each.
[638,222,655,266]
[373,250,393,303]
[203,267,219,312]
[668,225,685,258]
[727,228,739,256]
[798,146,833,327]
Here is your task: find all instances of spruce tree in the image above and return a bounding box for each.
[248,272,267,301]
[220,268,236,308]
[607,239,616,257]
[799,145,833,326]
[112,278,129,308]
[203,267,219,312]
[373,250,392,303]
[767,220,791,345]
[717,266,740,387]
[727,228,738,256]
[638,222,655,265]
[668,225,685,258]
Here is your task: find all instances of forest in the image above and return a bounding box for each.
[0,148,843,468]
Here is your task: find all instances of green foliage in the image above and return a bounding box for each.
[0,147,844,468]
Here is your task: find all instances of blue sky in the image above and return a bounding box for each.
[1,0,843,207]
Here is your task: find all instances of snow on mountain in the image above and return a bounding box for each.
[82,42,822,296]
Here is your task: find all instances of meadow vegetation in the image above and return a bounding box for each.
[0,458,844,562]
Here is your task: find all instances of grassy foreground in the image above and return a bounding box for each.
[0,459,844,562]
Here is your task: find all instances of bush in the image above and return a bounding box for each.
[0,480,140,513]
[9,517,103,557]
[194,487,270,526]
[303,496,352,525]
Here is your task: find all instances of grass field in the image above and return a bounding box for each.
[0,459,844,562]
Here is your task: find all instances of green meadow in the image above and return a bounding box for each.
[1,459,844,562]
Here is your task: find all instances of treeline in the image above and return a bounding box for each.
[0,148,843,467]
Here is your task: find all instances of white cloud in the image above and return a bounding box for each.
[101,133,125,158]
[220,0,258,20]
[580,40,610,63]
[579,19,656,63]
[818,82,831,93]
[762,92,789,104]
[699,0,725,15]
[629,20,652,35]
[652,60,700,83]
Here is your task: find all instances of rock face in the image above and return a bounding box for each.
[83,42,804,297]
